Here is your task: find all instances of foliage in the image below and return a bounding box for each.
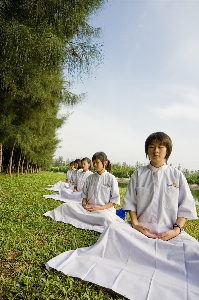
[50,159,199,183]
[0,0,106,172]
[50,160,143,178]
[182,170,199,185]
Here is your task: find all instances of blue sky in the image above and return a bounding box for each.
[55,0,199,171]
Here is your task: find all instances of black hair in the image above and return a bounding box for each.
[74,159,82,169]
[70,161,75,166]
[81,157,92,170]
[145,132,172,162]
[92,152,111,172]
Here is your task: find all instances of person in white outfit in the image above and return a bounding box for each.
[65,161,75,183]
[44,152,124,232]
[59,157,93,201]
[73,157,93,192]
[46,132,199,300]
[70,159,82,186]
[81,152,120,213]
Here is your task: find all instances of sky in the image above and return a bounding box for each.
[55,0,199,171]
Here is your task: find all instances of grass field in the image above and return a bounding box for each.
[0,172,199,299]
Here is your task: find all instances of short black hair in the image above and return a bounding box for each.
[145,132,172,162]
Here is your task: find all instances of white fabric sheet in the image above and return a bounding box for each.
[46,222,199,300]
[44,202,124,233]
[44,170,123,232]
[45,181,74,192]
[43,191,82,203]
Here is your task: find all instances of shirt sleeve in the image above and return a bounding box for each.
[177,172,198,220]
[123,171,137,211]
[109,175,120,204]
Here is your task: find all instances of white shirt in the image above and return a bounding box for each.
[71,169,82,183]
[123,164,197,227]
[66,169,74,181]
[82,170,120,206]
[75,170,93,191]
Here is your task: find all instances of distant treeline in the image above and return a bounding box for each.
[51,158,199,184]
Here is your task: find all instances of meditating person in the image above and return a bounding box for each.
[69,158,82,186]
[44,152,124,232]
[58,157,93,201]
[73,157,93,192]
[65,161,75,183]
[45,160,78,192]
[44,158,92,202]
[46,132,199,300]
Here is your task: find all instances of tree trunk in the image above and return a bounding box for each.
[0,143,2,172]
[9,141,16,177]
[17,150,22,177]
[21,157,24,174]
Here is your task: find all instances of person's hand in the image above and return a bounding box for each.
[157,228,180,241]
[84,205,102,212]
[133,224,158,239]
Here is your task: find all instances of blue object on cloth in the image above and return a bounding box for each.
[116,208,126,220]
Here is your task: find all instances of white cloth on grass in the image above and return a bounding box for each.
[46,222,199,300]
[43,171,124,232]
[44,170,92,203]
[45,181,74,192]
[46,164,198,299]
[43,190,82,203]
[44,202,124,232]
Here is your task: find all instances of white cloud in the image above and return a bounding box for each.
[155,85,199,121]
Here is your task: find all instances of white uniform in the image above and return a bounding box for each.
[82,170,120,209]
[44,170,124,232]
[46,164,199,300]
[71,169,82,184]
[74,170,93,191]
[65,169,73,182]
[123,164,197,232]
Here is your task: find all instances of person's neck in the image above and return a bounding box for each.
[97,169,106,175]
[150,162,165,168]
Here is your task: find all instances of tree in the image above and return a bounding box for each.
[0,0,106,173]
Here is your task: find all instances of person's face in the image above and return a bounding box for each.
[70,164,75,170]
[93,159,106,174]
[147,140,167,167]
[74,162,78,169]
[81,160,90,171]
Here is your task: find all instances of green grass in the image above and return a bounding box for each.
[0,172,198,299]
[0,172,127,299]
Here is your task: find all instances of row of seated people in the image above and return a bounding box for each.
[44,152,125,233]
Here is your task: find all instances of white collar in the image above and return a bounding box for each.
[147,163,168,172]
